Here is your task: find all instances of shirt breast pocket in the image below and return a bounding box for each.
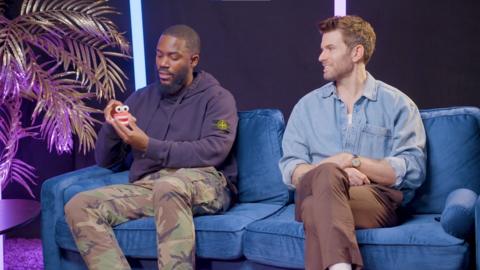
[359,124,392,159]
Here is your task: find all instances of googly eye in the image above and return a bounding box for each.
[121,105,129,112]
[115,106,122,113]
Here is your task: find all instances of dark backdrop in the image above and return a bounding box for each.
[3,0,479,237]
[142,0,480,115]
[349,0,480,109]
[142,0,333,117]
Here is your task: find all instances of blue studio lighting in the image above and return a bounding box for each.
[129,0,147,90]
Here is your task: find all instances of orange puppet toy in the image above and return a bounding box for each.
[111,105,130,126]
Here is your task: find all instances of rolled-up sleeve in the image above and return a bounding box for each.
[279,104,311,188]
[384,156,406,187]
[387,101,427,202]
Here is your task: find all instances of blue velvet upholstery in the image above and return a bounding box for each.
[409,107,480,214]
[41,165,114,269]
[441,188,477,239]
[244,205,469,269]
[475,196,480,270]
[56,203,283,260]
[41,107,480,270]
[234,109,289,204]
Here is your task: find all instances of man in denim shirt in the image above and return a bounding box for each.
[279,16,426,270]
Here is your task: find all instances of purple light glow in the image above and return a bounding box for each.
[0,175,2,269]
[335,0,346,16]
[0,235,3,270]
[0,1,130,198]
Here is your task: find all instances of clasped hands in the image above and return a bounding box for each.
[322,153,371,186]
[104,100,149,152]
[326,153,371,186]
[294,153,370,187]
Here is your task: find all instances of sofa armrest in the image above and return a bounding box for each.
[440,188,477,239]
[475,193,480,270]
[41,165,115,269]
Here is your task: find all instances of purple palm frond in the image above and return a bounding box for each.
[30,62,100,154]
[0,0,130,196]
[0,0,6,16]
[0,98,37,197]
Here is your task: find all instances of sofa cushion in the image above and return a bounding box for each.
[244,204,468,269]
[56,203,282,260]
[408,107,480,214]
[234,110,289,204]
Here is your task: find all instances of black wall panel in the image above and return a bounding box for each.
[349,0,480,108]
[142,0,334,118]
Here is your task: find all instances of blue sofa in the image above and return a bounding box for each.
[41,107,480,270]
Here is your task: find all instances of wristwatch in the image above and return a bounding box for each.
[352,154,361,168]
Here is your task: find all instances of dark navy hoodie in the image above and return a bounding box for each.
[95,71,238,194]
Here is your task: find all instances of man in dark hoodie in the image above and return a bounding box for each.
[64,25,238,270]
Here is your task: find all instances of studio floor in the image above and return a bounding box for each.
[4,238,43,270]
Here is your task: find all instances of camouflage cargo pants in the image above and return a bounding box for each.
[64,166,230,270]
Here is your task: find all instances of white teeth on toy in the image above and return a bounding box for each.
[115,115,129,125]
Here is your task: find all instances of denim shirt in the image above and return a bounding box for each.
[279,73,427,204]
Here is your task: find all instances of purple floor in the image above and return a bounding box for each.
[4,238,43,270]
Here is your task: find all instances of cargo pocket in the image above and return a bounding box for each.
[182,167,227,216]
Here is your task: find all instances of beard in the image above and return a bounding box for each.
[322,53,355,82]
[323,62,354,82]
[157,65,190,95]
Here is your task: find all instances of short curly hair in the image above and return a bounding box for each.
[318,15,376,64]
[162,24,201,55]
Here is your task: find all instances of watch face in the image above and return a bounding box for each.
[352,158,361,168]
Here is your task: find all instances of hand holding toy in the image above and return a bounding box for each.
[111,105,130,126]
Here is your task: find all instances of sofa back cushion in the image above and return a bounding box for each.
[408,107,480,214]
[234,109,289,205]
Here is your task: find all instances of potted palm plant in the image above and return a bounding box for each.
[0,0,130,197]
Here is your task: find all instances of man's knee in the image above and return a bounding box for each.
[64,192,90,221]
[304,163,347,191]
[153,176,189,201]
[349,186,395,228]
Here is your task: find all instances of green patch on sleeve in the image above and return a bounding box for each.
[214,120,230,133]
